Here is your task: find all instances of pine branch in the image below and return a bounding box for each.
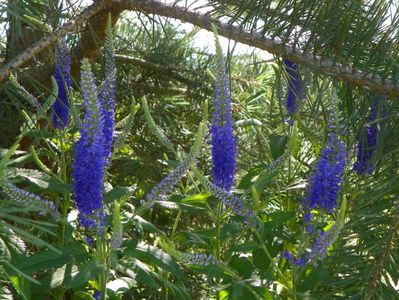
[18,4,124,88]
[366,210,399,299]
[116,54,260,89]
[1,0,398,99]
[136,85,187,96]
[116,0,398,98]
[115,54,192,84]
[0,0,107,82]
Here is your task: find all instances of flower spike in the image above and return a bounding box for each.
[353,98,379,175]
[52,41,71,129]
[99,15,116,161]
[73,58,105,231]
[305,128,346,213]
[283,59,302,121]
[211,29,236,192]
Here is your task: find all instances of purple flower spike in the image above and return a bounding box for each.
[93,291,101,300]
[142,156,198,208]
[284,224,342,267]
[353,99,379,175]
[1,181,59,217]
[283,59,302,118]
[73,59,105,231]
[211,38,236,192]
[202,177,255,224]
[306,131,346,213]
[179,252,218,266]
[99,20,116,161]
[284,250,308,267]
[52,41,71,129]
[308,224,342,266]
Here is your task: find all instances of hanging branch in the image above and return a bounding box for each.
[1,0,398,98]
[20,6,124,88]
[0,0,107,82]
[116,0,398,98]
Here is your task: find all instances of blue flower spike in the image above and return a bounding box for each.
[52,41,71,129]
[73,58,105,232]
[211,28,236,192]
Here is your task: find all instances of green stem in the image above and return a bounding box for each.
[171,210,181,238]
[59,131,69,245]
[215,201,223,300]
[292,265,297,300]
[98,239,110,300]
[164,210,182,300]
[254,230,290,287]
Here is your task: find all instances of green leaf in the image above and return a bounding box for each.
[73,291,95,300]
[160,279,191,300]
[180,192,211,204]
[9,275,31,300]
[131,259,160,289]
[106,278,134,293]
[125,242,183,278]
[14,243,87,274]
[8,168,48,187]
[133,216,165,235]
[263,211,295,226]
[25,130,52,138]
[237,165,265,190]
[252,247,271,270]
[50,263,80,289]
[229,255,254,278]
[104,186,135,204]
[0,147,25,159]
[253,170,279,195]
[298,266,330,293]
[45,178,73,193]
[173,231,212,248]
[220,222,241,240]
[0,286,13,300]
[8,168,72,193]
[269,135,287,160]
[231,241,259,252]
[32,263,80,297]
[67,261,104,289]
[0,236,11,261]
[5,223,59,252]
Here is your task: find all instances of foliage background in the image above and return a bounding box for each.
[0,0,399,299]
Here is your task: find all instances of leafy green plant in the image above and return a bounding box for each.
[1,1,399,299]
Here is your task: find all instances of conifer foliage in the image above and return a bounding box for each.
[1,1,399,299]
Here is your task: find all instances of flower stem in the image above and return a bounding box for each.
[97,238,110,300]
[215,200,223,300]
[59,131,69,245]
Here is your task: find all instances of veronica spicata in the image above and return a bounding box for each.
[52,41,71,129]
[353,99,379,175]
[283,59,302,121]
[285,223,342,267]
[211,34,236,192]
[305,127,346,213]
[99,17,116,161]
[142,122,205,207]
[1,180,58,217]
[73,59,105,231]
